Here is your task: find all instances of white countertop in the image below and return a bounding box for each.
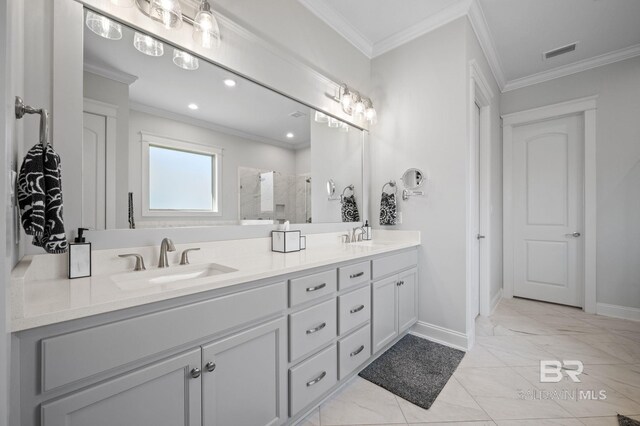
[10,231,420,332]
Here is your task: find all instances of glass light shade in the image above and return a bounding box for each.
[134,32,164,56]
[365,107,377,124]
[354,99,366,117]
[149,0,182,29]
[341,92,354,114]
[110,0,134,7]
[85,11,122,40]
[327,117,340,128]
[173,49,199,70]
[193,6,221,49]
[314,111,328,123]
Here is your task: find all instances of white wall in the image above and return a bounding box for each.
[464,20,503,309]
[370,18,469,335]
[501,56,640,310]
[311,119,364,223]
[295,146,311,175]
[129,109,298,225]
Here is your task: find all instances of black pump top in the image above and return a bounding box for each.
[74,228,89,243]
[364,220,370,227]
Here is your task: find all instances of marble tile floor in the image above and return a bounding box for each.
[298,297,640,426]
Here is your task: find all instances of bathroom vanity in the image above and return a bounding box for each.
[10,233,419,426]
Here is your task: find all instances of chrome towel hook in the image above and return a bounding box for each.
[15,96,50,146]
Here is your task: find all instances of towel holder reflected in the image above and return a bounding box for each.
[340,184,354,203]
[15,96,50,146]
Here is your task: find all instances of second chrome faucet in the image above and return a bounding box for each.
[158,238,176,268]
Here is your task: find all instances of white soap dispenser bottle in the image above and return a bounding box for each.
[68,228,91,279]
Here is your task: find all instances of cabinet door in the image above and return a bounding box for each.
[372,275,398,353]
[202,318,287,426]
[41,349,202,426]
[398,268,418,332]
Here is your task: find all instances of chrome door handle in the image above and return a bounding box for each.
[306,371,326,387]
[306,322,326,334]
[306,283,326,292]
[205,362,216,372]
[190,367,201,379]
[350,304,365,314]
[477,234,485,240]
[350,272,364,279]
[565,232,581,238]
[350,345,365,357]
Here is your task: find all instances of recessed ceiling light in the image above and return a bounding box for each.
[223,79,237,87]
[286,132,294,139]
[188,103,198,110]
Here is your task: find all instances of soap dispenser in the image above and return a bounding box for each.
[363,220,372,240]
[68,228,91,279]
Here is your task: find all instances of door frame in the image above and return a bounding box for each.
[466,60,494,344]
[83,98,118,229]
[502,95,597,313]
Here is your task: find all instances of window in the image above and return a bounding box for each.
[141,132,221,216]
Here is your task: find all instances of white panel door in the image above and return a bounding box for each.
[512,115,584,307]
[82,112,106,230]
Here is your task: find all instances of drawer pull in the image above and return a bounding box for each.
[350,304,365,314]
[350,345,365,357]
[349,272,364,279]
[306,322,327,334]
[205,362,216,372]
[306,283,327,292]
[306,371,327,387]
[190,367,201,379]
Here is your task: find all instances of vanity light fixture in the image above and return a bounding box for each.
[173,49,199,70]
[334,84,377,125]
[193,0,221,49]
[223,78,237,87]
[133,32,164,56]
[144,0,183,29]
[85,11,123,40]
[286,132,294,139]
[188,103,199,110]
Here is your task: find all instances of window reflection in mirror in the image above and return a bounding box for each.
[81,9,364,229]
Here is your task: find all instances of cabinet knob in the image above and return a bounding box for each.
[205,362,216,372]
[190,367,201,378]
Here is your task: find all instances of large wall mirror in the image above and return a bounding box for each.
[81,9,365,230]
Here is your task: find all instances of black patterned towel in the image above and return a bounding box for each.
[380,192,397,225]
[341,194,360,222]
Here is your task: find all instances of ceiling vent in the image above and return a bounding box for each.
[544,42,578,60]
[289,111,306,118]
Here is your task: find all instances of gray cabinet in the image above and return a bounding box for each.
[372,267,418,353]
[202,318,287,426]
[41,349,202,426]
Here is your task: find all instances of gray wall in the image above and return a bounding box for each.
[501,56,640,310]
[370,18,469,334]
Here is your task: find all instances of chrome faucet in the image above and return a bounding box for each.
[353,227,365,242]
[158,238,176,268]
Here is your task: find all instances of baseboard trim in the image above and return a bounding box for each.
[596,303,640,322]
[410,321,470,351]
[490,289,503,314]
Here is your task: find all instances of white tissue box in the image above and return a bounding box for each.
[271,230,301,253]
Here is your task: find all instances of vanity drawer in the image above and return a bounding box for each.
[338,285,370,335]
[372,249,418,279]
[338,261,371,290]
[289,269,337,307]
[289,299,337,361]
[41,282,287,392]
[338,324,371,379]
[289,344,337,416]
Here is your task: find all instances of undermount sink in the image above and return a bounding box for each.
[350,240,397,248]
[112,263,237,290]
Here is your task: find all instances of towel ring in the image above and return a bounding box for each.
[340,184,354,202]
[382,180,397,196]
[15,96,50,146]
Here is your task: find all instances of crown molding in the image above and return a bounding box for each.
[297,0,374,58]
[466,0,506,90]
[503,43,640,92]
[84,62,138,85]
[371,0,472,58]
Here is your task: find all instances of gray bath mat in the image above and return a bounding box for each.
[359,334,465,410]
[618,414,640,426]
